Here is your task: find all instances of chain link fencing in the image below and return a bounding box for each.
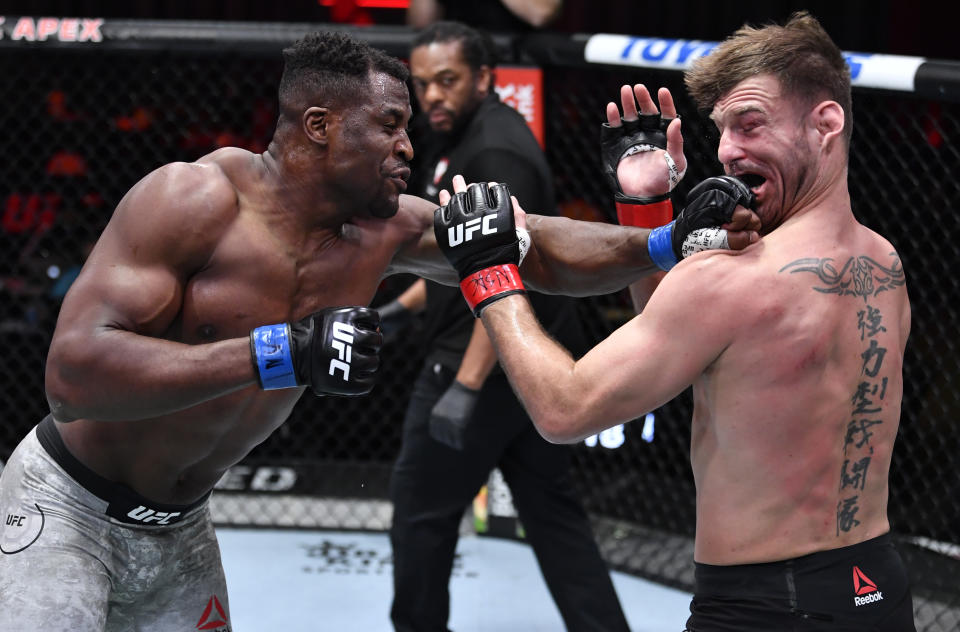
[0,21,957,630]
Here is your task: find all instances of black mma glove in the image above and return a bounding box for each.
[647,175,756,271]
[434,183,526,317]
[600,113,681,227]
[428,380,480,450]
[249,306,382,396]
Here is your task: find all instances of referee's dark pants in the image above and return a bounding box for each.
[389,360,630,632]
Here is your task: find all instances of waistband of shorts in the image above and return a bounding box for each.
[36,415,210,526]
[694,532,893,595]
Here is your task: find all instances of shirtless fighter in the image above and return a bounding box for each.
[0,31,757,631]
[434,12,916,632]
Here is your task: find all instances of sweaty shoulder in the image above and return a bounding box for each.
[659,245,763,330]
[123,154,239,225]
[106,153,241,271]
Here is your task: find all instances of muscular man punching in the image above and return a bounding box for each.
[0,31,758,631]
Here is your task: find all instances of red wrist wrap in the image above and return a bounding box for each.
[459,264,526,316]
[615,198,673,228]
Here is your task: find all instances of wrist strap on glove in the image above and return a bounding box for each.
[615,194,673,228]
[459,263,526,317]
[601,113,685,226]
[647,222,678,271]
[250,323,298,389]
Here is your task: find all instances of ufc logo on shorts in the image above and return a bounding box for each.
[329,322,354,381]
[448,216,497,247]
[126,506,182,525]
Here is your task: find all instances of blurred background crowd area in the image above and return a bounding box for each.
[1,0,956,58]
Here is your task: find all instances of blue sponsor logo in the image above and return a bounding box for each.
[621,39,869,81]
[843,53,869,80]
[616,37,717,66]
[588,34,920,92]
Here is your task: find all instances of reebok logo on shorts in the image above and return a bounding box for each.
[852,565,883,606]
[196,595,231,631]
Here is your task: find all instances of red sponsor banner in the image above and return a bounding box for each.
[495,66,545,149]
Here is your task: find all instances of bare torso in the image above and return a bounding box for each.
[689,207,909,564]
[51,148,435,504]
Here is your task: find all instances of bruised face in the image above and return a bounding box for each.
[711,74,820,234]
[410,40,490,134]
[332,71,413,218]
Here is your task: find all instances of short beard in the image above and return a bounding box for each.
[437,94,485,138]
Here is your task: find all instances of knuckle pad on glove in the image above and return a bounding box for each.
[453,191,470,214]
[468,184,487,211]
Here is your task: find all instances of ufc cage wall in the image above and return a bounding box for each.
[0,16,958,631]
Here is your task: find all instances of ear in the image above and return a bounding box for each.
[476,65,493,95]
[811,100,844,146]
[302,106,329,146]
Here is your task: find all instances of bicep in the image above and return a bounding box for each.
[59,241,184,338]
[56,164,230,337]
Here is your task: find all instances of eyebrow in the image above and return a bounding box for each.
[382,105,410,119]
[412,69,456,82]
[710,104,764,125]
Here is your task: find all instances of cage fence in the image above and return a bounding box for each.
[0,18,958,631]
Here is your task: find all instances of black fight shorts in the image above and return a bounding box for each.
[685,533,916,631]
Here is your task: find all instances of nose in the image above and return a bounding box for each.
[424,81,444,106]
[716,129,745,168]
[397,128,413,161]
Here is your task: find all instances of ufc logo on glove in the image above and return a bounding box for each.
[434,183,528,317]
[250,306,381,397]
[328,322,354,381]
[446,216,498,247]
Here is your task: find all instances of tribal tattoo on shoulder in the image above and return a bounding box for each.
[778,252,905,301]
[778,252,904,536]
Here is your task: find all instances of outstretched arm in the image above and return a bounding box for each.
[391,83,758,294]
[477,255,732,442]
[431,169,757,441]
[394,187,758,295]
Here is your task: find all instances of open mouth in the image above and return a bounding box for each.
[738,173,766,190]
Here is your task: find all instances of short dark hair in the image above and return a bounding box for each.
[685,11,853,145]
[411,21,498,72]
[278,31,409,115]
